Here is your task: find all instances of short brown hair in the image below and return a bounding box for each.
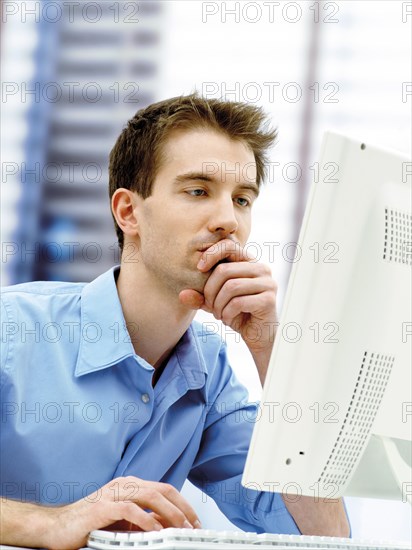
[109,93,277,251]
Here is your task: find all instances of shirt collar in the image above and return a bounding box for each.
[174,323,208,391]
[74,266,134,376]
[74,266,207,391]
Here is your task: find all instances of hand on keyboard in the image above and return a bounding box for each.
[41,476,201,550]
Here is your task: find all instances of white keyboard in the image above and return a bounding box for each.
[87,528,411,550]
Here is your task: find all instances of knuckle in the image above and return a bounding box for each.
[122,476,135,485]
[162,483,177,497]
[118,501,134,516]
[124,478,140,494]
[225,279,239,293]
[214,263,225,275]
[129,502,143,517]
[260,263,271,276]
[171,509,186,526]
[123,501,134,512]
[233,296,243,308]
[267,294,277,309]
[143,488,157,501]
[107,477,120,487]
[148,517,162,531]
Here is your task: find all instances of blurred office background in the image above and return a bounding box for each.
[1,0,411,540]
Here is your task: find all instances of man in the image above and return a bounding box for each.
[1,94,350,549]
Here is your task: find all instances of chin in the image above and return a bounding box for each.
[179,270,209,294]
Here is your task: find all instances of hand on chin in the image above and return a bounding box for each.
[178,289,207,310]
[178,254,230,312]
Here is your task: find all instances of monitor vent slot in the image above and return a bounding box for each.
[318,351,394,490]
[383,208,412,265]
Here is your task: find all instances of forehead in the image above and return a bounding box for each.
[158,128,257,183]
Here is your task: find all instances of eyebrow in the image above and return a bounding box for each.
[173,171,260,197]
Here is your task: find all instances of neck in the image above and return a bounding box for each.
[116,261,196,369]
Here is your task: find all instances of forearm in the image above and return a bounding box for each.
[0,498,56,547]
[282,494,350,537]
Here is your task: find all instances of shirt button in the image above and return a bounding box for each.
[141,393,150,404]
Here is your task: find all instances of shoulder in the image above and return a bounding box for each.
[1,280,86,371]
[1,280,86,316]
[1,280,86,298]
[1,280,85,327]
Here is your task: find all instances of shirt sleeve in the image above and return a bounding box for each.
[188,341,302,534]
[1,295,12,387]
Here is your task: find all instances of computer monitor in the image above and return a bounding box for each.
[242,132,412,504]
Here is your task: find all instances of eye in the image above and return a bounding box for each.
[235,197,251,207]
[187,189,207,197]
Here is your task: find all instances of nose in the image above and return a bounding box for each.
[207,195,238,235]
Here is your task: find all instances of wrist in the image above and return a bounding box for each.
[250,347,272,386]
[37,505,63,549]
[42,500,92,550]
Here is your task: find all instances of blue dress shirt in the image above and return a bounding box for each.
[1,266,305,534]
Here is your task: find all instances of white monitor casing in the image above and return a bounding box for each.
[242,132,412,502]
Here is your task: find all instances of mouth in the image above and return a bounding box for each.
[197,242,231,270]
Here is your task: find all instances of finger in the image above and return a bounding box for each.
[151,482,201,529]
[121,503,163,531]
[212,278,274,320]
[132,486,198,529]
[202,262,272,310]
[148,511,167,527]
[220,292,273,326]
[108,501,164,532]
[107,477,201,529]
[197,239,254,273]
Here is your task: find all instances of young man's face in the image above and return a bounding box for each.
[131,127,258,296]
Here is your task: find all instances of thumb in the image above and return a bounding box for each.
[178,289,205,310]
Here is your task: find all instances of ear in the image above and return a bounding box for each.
[111,188,142,239]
